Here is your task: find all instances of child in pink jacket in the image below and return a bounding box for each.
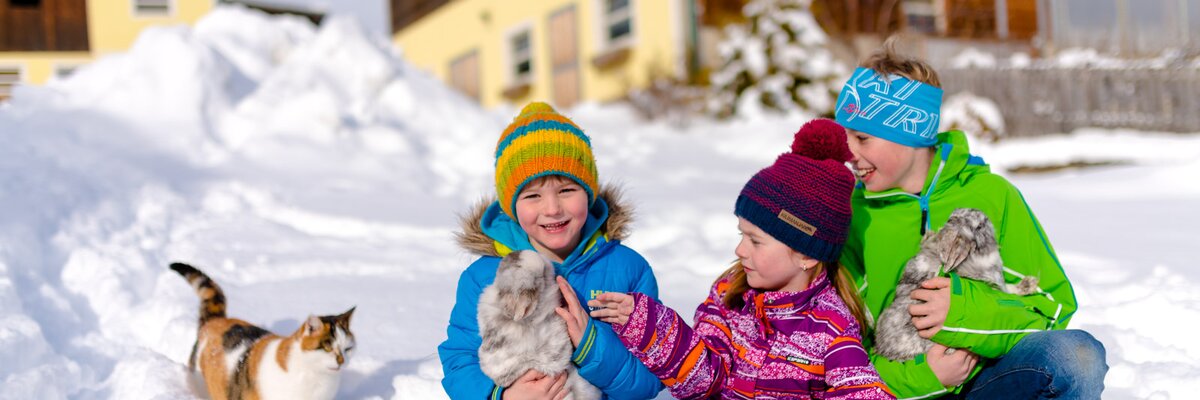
[558,119,896,399]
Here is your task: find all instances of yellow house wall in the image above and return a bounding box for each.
[1,0,214,85]
[582,0,682,103]
[0,52,92,84]
[393,0,686,109]
[88,0,216,55]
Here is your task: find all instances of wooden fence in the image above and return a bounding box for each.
[939,67,1200,137]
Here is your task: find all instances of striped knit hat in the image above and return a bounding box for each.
[495,102,599,221]
[734,118,855,262]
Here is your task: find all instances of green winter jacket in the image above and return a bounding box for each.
[840,130,1077,399]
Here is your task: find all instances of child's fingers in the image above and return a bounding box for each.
[965,352,980,370]
[597,292,635,307]
[519,369,547,382]
[555,307,573,326]
[557,277,584,313]
[588,297,621,309]
[910,288,935,303]
[588,307,618,319]
[589,306,629,324]
[920,277,951,289]
[547,373,567,394]
[948,348,975,366]
[591,298,632,314]
[556,276,576,298]
[594,292,626,301]
[907,301,926,317]
[910,314,933,329]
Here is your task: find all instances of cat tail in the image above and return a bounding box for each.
[169,263,227,324]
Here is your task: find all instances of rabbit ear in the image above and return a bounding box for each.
[501,288,538,321]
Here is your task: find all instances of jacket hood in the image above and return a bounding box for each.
[857,130,989,203]
[455,185,634,257]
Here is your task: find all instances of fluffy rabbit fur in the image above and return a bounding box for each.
[477,250,600,400]
[874,208,1040,362]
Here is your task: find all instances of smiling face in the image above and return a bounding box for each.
[734,218,819,292]
[514,175,590,263]
[845,128,932,193]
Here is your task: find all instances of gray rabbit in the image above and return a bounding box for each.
[477,250,601,400]
[874,208,1040,362]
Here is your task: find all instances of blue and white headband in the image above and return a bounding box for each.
[835,67,944,148]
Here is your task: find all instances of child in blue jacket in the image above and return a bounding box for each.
[438,102,663,399]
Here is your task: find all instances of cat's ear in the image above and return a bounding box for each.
[339,306,356,326]
[303,315,323,336]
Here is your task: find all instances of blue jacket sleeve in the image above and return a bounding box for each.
[569,250,664,399]
[438,264,503,399]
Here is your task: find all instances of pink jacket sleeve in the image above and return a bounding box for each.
[613,284,733,399]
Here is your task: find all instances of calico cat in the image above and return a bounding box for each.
[170,262,356,400]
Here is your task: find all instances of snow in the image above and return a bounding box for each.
[948,47,999,69]
[2,5,1198,400]
[940,92,1006,141]
[950,46,1197,70]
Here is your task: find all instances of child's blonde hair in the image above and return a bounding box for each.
[860,36,941,88]
[719,261,869,329]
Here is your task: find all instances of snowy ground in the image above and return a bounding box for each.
[2,6,1198,400]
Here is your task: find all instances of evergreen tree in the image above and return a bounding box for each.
[709,0,845,118]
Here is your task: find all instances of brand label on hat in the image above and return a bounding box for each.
[778,210,817,236]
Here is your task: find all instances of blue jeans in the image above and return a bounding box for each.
[949,330,1108,399]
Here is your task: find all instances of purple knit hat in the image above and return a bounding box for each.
[734,118,855,262]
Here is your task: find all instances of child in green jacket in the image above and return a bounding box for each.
[835,39,1108,399]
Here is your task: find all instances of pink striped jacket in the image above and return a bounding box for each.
[613,271,895,399]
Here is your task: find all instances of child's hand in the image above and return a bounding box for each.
[555,276,588,347]
[926,344,978,388]
[503,370,568,400]
[588,292,634,325]
[910,277,952,338]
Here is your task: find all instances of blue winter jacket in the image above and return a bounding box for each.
[438,188,665,399]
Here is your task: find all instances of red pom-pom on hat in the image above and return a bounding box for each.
[791,118,852,163]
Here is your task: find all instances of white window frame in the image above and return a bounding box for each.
[0,65,24,101]
[594,0,636,51]
[132,0,173,17]
[53,63,83,81]
[903,0,939,35]
[504,22,536,87]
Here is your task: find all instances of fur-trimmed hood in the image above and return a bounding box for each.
[455,185,634,257]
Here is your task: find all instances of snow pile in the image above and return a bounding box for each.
[940,91,1006,142]
[948,47,999,69]
[1,5,499,399]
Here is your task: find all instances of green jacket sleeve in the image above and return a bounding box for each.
[931,185,1077,358]
[870,353,950,399]
[932,274,1065,358]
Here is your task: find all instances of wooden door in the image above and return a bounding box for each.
[548,6,580,108]
[449,49,481,102]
